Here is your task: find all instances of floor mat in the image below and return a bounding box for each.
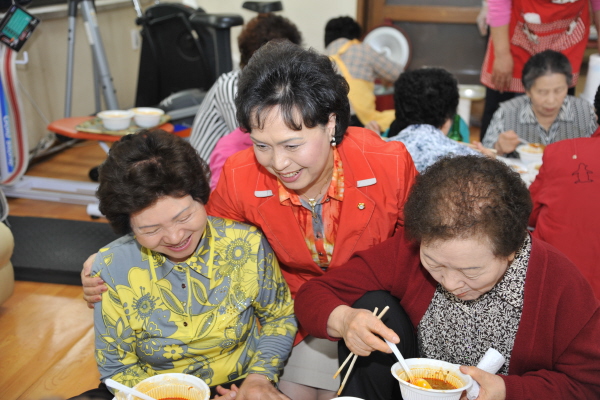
[7,216,120,285]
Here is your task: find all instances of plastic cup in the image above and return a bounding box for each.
[122,373,210,400]
[391,359,473,400]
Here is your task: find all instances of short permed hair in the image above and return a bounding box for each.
[522,50,572,91]
[236,40,351,144]
[97,130,211,235]
[324,16,361,47]
[238,13,302,68]
[404,155,532,257]
[392,67,459,134]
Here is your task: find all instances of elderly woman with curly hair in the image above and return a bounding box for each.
[295,155,600,400]
[71,130,297,400]
[386,68,493,172]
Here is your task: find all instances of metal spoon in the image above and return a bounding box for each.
[105,378,158,400]
[384,339,432,389]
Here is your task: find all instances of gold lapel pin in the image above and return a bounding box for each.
[358,203,365,210]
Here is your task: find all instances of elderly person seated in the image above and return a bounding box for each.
[295,155,600,400]
[325,16,402,131]
[482,50,597,156]
[70,130,297,400]
[528,84,600,300]
[386,67,492,172]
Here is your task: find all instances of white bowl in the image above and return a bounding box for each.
[391,359,473,400]
[516,144,544,165]
[97,110,134,130]
[131,107,165,128]
[124,373,210,400]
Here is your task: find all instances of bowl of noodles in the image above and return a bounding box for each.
[391,358,472,400]
[118,373,210,400]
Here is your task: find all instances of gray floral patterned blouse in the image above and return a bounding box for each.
[418,235,531,374]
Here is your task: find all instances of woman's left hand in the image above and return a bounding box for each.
[214,374,290,400]
[459,366,506,400]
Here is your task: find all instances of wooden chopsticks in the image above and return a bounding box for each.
[334,305,390,396]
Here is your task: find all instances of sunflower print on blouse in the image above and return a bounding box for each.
[92,216,297,389]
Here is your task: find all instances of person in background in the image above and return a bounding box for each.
[295,155,600,400]
[386,67,492,172]
[83,41,418,400]
[208,127,252,190]
[482,50,596,156]
[189,13,302,162]
[528,84,600,299]
[72,130,296,400]
[324,16,403,132]
[479,0,600,140]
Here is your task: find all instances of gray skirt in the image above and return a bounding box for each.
[280,335,340,391]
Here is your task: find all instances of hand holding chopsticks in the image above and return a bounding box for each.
[334,305,391,396]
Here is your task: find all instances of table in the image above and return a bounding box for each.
[497,156,541,188]
[47,116,177,141]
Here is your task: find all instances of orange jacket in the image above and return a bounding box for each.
[206,127,418,341]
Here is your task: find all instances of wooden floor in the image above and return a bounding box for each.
[1,140,109,400]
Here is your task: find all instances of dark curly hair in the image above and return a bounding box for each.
[236,40,351,144]
[404,155,532,257]
[97,130,211,235]
[522,50,572,91]
[389,67,459,136]
[324,16,362,47]
[238,13,302,68]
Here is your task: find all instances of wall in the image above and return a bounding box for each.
[13,0,356,150]
[15,1,143,148]
[191,0,357,65]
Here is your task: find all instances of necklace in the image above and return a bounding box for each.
[300,176,332,220]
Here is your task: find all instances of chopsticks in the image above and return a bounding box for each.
[334,305,390,396]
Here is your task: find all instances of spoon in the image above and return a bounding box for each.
[105,378,158,400]
[384,339,432,390]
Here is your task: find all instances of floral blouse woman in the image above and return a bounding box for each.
[71,130,296,400]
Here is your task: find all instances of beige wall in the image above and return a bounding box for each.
[16,1,142,148]
[191,0,357,65]
[15,0,356,148]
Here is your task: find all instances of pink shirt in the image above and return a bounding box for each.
[487,0,600,27]
[208,128,252,191]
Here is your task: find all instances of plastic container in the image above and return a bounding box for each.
[516,144,544,165]
[131,107,165,128]
[120,373,210,400]
[97,110,134,130]
[391,359,473,400]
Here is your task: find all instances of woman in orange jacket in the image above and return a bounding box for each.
[82,41,417,400]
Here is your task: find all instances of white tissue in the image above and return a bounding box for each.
[466,348,506,400]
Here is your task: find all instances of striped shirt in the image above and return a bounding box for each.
[189,70,240,163]
[483,95,597,150]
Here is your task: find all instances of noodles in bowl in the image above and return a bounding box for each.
[116,373,209,400]
[391,359,472,400]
